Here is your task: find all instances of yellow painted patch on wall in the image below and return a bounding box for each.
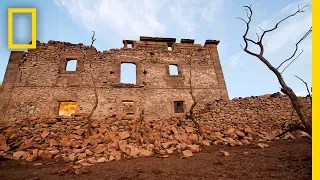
[58,102,79,117]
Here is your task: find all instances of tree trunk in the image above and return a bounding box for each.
[282,88,312,136]
[238,5,312,136]
[259,56,312,136]
[87,72,98,136]
[189,98,204,137]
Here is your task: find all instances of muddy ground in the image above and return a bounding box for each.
[0,138,311,180]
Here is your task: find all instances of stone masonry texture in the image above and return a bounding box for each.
[0,36,229,122]
[0,94,311,164]
[0,36,312,167]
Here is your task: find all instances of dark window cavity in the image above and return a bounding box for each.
[174,101,184,113]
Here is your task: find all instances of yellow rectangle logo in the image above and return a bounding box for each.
[8,8,37,49]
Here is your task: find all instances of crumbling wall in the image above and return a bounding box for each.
[0,37,228,122]
[0,51,25,122]
[0,94,311,164]
[198,94,312,135]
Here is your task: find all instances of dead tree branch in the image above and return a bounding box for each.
[294,75,312,106]
[90,31,96,47]
[135,109,144,134]
[134,109,144,144]
[281,49,304,74]
[87,71,98,136]
[277,27,311,70]
[260,5,309,43]
[276,123,305,138]
[188,54,204,137]
[238,5,312,135]
[275,108,304,137]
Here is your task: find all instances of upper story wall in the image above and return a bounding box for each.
[4,36,229,99]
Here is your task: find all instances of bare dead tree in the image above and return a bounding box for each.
[281,50,304,74]
[275,107,304,137]
[238,5,312,135]
[187,53,204,137]
[276,123,305,138]
[86,69,98,136]
[294,75,312,106]
[135,109,144,134]
[90,31,96,47]
[134,109,145,144]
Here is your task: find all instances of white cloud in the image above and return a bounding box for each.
[169,2,195,33]
[300,35,312,52]
[234,0,312,70]
[53,0,225,39]
[228,52,245,69]
[53,0,168,38]
[278,0,311,15]
[263,13,311,55]
[198,0,224,25]
[53,0,98,30]
[256,20,269,31]
[168,0,224,35]
[218,43,228,55]
[255,0,312,55]
[295,89,309,96]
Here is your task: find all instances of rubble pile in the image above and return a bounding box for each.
[0,94,311,167]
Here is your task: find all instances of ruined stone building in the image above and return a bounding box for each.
[0,36,228,122]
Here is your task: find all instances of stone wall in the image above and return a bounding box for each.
[0,37,228,122]
[198,94,312,135]
[0,94,311,165]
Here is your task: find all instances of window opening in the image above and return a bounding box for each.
[169,64,179,75]
[174,101,184,113]
[120,62,136,84]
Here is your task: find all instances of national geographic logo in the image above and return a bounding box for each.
[7,8,37,49]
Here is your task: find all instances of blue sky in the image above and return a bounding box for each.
[0,0,312,98]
